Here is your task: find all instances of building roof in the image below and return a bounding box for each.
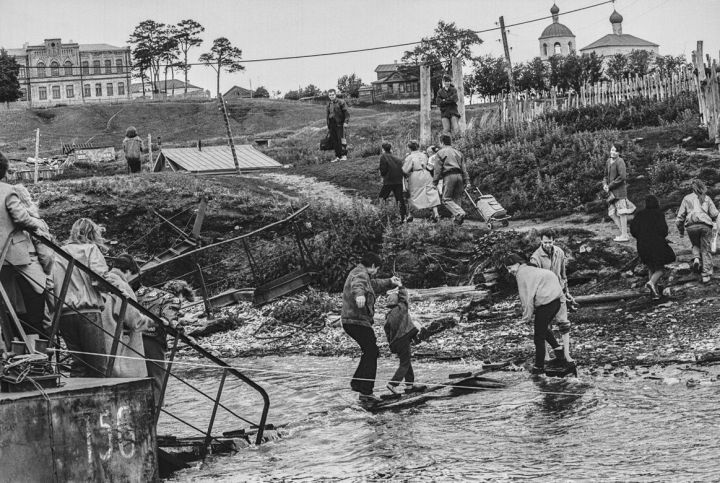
[159,145,282,173]
[539,22,575,39]
[371,70,418,84]
[375,64,402,73]
[580,33,658,51]
[131,79,202,93]
[4,48,26,57]
[79,43,126,52]
[224,85,254,96]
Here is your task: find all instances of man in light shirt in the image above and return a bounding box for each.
[504,253,568,376]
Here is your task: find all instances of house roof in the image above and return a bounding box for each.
[580,34,658,51]
[539,22,575,39]
[375,64,402,73]
[372,71,418,84]
[224,85,254,96]
[159,145,282,173]
[79,43,126,52]
[130,79,202,93]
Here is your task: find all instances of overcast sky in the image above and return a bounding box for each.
[1,0,719,95]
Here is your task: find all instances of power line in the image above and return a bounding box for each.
[15,0,615,74]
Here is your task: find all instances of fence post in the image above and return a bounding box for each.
[33,129,39,184]
[419,65,432,145]
[451,57,467,133]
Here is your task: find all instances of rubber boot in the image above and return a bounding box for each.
[562,333,574,362]
[547,348,567,369]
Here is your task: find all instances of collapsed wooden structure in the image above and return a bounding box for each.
[691,41,720,147]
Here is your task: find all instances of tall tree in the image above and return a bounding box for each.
[627,49,652,77]
[175,19,205,94]
[128,20,168,92]
[401,21,483,94]
[337,73,363,98]
[605,53,629,81]
[254,86,270,98]
[159,25,179,97]
[578,52,604,86]
[0,49,23,104]
[515,57,547,94]
[468,55,509,98]
[199,37,244,98]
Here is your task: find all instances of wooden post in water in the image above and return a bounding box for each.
[420,65,432,146]
[451,57,467,133]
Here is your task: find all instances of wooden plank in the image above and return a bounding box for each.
[419,65,431,146]
[452,57,467,133]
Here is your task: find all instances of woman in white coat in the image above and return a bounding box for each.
[402,140,441,222]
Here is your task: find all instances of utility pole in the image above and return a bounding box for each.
[218,93,241,174]
[499,16,515,93]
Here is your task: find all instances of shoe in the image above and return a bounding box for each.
[386,383,402,395]
[405,215,413,223]
[692,259,701,274]
[340,155,348,161]
[546,358,567,370]
[702,275,711,284]
[645,282,660,300]
[359,393,382,403]
[330,157,340,163]
[613,235,630,242]
[530,366,545,376]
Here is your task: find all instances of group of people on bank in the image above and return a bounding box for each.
[0,151,192,403]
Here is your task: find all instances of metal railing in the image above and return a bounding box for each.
[0,230,270,447]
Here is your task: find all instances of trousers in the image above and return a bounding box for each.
[533,298,561,369]
[343,323,379,395]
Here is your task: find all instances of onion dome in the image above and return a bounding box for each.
[610,10,623,24]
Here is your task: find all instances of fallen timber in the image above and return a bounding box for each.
[363,362,510,412]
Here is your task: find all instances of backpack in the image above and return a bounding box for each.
[125,138,141,160]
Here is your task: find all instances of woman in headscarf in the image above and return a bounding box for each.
[122,126,145,174]
[676,179,719,284]
[402,140,441,223]
[630,195,675,299]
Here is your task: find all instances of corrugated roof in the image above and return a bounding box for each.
[161,145,282,173]
[130,80,202,93]
[375,64,401,72]
[79,43,126,52]
[580,34,658,51]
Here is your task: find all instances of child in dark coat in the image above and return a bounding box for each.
[384,287,425,394]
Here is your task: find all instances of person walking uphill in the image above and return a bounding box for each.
[326,89,349,163]
[341,252,401,403]
[378,143,408,221]
[676,179,719,284]
[122,126,145,174]
[436,75,461,136]
[434,134,470,225]
[630,195,676,299]
[603,144,634,242]
[402,140,441,223]
[504,253,567,376]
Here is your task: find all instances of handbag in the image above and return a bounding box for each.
[320,133,333,151]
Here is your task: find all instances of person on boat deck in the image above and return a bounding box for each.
[383,286,426,395]
[504,253,568,376]
[137,280,195,406]
[528,229,574,362]
[341,252,401,403]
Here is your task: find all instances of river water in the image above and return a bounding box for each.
[163,356,720,482]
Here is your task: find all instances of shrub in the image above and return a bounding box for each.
[32,109,56,121]
[647,148,689,197]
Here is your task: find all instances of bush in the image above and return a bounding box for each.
[538,93,699,133]
[648,148,689,197]
[32,109,56,121]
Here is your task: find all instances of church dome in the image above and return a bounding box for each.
[610,10,623,24]
[540,22,574,38]
[550,3,559,14]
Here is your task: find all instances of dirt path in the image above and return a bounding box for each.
[251,171,372,209]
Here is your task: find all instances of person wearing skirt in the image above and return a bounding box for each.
[402,140,441,222]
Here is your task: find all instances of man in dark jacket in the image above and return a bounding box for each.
[327,89,349,162]
[434,134,470,225]
[341,252,401,402]
[378,142,407,221]
[435,76,460,136]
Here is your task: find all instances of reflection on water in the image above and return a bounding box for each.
[163,356,720,481]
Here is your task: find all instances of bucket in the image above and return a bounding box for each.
[11,340,27,355]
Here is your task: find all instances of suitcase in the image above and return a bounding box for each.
[464,186,511,229]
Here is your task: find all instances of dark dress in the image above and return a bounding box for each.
[630,207,676,270]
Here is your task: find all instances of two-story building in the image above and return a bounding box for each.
[7,38,132,107]
[371,62,420,100]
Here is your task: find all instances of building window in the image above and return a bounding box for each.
[554,42,562,55]
[399,83,405,93]
[543,44,548,56]
[64,61,73,76]
[116,59,123,73]
[106,83,113,96]
[117,82,125,96]
[95,83,102,96]
[388,83,394,93]
[569,41,573,52]
[37,62,46,78]
[39,87,47,100]
[51,62,60,77]
[93,60,101,74]
[82,61,89,75]
[52,85,61,99]
[104,60,112,74]
[84,84,91,97]
[66,85,74,98]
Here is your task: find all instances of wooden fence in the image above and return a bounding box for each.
[691,41,720,145]
[500,68,696,124]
